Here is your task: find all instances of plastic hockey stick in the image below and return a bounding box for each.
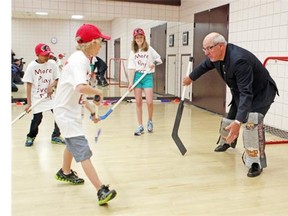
[93,95,102,143]
[99,71,148,120]
[171,57,193,155]
[11,96,46,125]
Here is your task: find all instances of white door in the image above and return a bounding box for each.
[180,55,193,101]
[167,55,176,95]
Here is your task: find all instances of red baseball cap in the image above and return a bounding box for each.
[133,28,145,37]
[76,24,111,44]
[58,53,65,58]
[35,43,53,56]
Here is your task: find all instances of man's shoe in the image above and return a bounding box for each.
[230,141,237,148]
[247,163,263,177]
[214,144,231,152]
[97,185,117,206]
[25,137,35,147]
[214,141,237,152]
[55,168,85,185]
[51,136,65,145]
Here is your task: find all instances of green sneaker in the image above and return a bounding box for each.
[51,136,65,145]
[55,168,84,185]
[97,185,117,206]
[25,137,35,147]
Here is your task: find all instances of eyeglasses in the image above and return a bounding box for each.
[202,43,219,52]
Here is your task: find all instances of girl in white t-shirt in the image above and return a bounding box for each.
[127,28,162,136]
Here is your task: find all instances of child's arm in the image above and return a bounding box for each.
[47,79,58,96]
[76,84,103,123]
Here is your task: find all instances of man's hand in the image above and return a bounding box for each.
[224,121,241,144]
[183,76,193,86]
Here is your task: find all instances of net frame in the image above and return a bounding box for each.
[107,58,129,88]
[263,56,288,144]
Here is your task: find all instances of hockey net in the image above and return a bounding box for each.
[107,58,129,88]
[263,56,288,144]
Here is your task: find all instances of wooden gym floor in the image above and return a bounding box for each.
[11,84,288,216]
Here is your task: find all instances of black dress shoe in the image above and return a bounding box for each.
[247,163,263,177]
[214,144,231,152]
[230,141,237,148]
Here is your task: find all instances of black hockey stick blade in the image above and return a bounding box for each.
[171,100,187,155]
[171,56,193,155]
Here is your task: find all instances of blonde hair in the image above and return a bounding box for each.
[131,37,149,53]
[76,38,102,51]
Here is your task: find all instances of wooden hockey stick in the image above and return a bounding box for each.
[171,57,193,155]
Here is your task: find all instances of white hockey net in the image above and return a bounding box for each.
[263,56,288,144]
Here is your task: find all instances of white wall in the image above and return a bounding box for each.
[11,19,111,69]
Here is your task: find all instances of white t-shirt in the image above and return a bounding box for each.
[127,46,162,73]
[22,59,59,114]
[53,51,91,138]
[56,58,64,71]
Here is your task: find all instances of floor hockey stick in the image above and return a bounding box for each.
[171,57,193,156]
[11,96,46,125]
[99,71,148,120]
[93,95,102,143]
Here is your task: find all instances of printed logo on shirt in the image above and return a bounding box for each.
[135,53,149,69]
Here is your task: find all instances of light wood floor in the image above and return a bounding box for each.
[11,85,288,216]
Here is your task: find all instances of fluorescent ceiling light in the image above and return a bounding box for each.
[71,15,83,19]
[35,12,48,16]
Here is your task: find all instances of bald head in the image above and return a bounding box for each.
[202,32,227,61]
[203,32,227,46]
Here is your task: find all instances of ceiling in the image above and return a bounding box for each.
[12,0,182,21]
[108,0,181,6]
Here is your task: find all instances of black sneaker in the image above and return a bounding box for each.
[55,168,85,185]
[25,137,35,147]
[97,185,117,205]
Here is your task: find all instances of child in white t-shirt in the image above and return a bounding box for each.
[22,43,65,147]
[127,28,162,136]
[53,24,117,206]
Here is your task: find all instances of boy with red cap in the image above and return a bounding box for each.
[22,43,65,147]
[128,28,162,136]
[53,24,117,205]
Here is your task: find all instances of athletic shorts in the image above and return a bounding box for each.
[134,71,153,88]
[65,136,92,162]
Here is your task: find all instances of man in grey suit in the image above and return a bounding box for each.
[183,32,278,177]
